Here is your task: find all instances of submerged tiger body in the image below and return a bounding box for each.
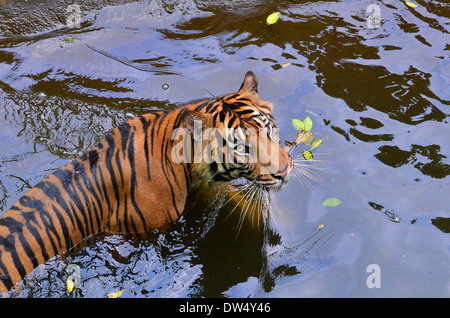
[0,72,293,293]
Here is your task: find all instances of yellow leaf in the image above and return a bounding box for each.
[310,138,323,150]
[302,150,313,161]
[282,62,290,67]
[405,0,418,8]
[266,12,280,25]
[318,224,324,230]
[107,289,124,298]
[66,279,74,292]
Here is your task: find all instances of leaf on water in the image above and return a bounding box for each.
[64,37,75,43]
[304,116,313,132]
[310,138,323,150]
[318,224,324,230]
[282,62,290,67]
[305,109,320,117]
[292,118,305,131]
[266,12,280,25]
[107,289,124,298]
[321,197,342,207]
[302,150,313,161]
[295,131,313,145]
[285,140,296,147]
[303,131,313,143]
[295,131,306,144]
[66,279,74,292]
[405,0,418,7]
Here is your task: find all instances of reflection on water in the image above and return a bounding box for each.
[0,0,449,297]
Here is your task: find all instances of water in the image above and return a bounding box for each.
[0,0,449,297]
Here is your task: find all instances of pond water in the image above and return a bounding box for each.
[0,0,448,297]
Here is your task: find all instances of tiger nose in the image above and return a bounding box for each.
[272,164,289,180]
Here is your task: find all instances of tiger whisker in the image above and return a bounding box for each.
[292,162,324,185]
[234,183,259,240]
[223,181,256,223]
[223,181,254,210]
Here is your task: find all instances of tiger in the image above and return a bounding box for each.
[0,71,293,293]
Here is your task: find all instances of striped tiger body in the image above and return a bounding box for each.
[0,72,293,293]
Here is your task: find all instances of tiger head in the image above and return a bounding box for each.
[180,71,293,192]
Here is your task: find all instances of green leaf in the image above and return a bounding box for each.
[310,138,323,150]
[305,109,319,117]
[292,118,305,131]
[266,12,280,25]
[64,37,75,43]
[302,150,313,161]
[321,197,342,207]
[304,116,313,132]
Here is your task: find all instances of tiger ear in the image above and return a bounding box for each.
[181,110,213,141]
[238,71,258,96]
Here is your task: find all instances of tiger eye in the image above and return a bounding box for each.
[236,144,245,152]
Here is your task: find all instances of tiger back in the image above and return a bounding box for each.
[0,71,293,293]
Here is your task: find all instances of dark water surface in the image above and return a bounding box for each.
[0,0,448,297]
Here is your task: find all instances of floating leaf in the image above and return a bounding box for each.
[321,197,342,207]
[266,12,280,25]
[164,6,174,13]
[107,289,124,298]
[302,150,313,161]
[295,131,306,144]
[310,138,323,150]
[282,62,290,67]
[318,224,324,230]
[295,131,313,145]
[285,140,296,147]
[303,131,313,143]
[305,109,319,117]
[66,279,74,292]
[64,37,75,43]
[304,116,313,132]
[292,118,305,131]
[405,0,418,8]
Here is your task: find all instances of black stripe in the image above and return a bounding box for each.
[0,233,27,281]
[201,99,217,112]
[228,115,236,127]
[72,161,100,235]
[160,123,182,218]
[166,209,173,223]
[84,158,106,224]
[97,165,112,219]
[118,123,131,160]
[123,195,130,234]
[62,167,92,237]
[236,108,255,116]
[88,150,99,169]
[150,112,161,156]
[18,198,58,258]
[0,255,14,290]
[138,116,151,181]
[129,215,140,240]
[127,130,149,232]
[219,110,227,122]
[30,180,74,251]
[52,170,87,239]
[0,216,39,270]
[105,133,122,232]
